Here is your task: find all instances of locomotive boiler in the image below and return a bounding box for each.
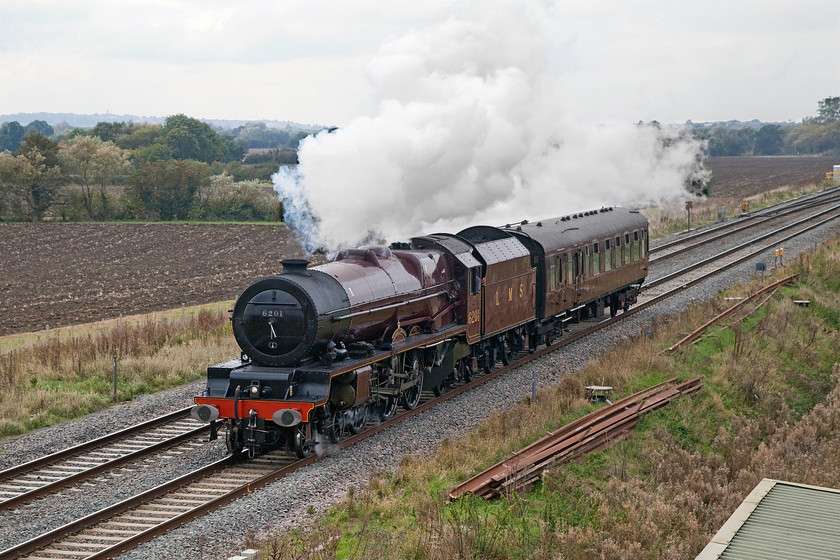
[193,207,649,458]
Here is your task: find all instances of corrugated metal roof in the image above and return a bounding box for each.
[697,479,840,560]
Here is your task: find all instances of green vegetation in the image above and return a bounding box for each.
[0,114,319,222]
[253,237,840,559]
[689,96,840,156]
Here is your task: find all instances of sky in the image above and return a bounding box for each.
[1,0,838,127]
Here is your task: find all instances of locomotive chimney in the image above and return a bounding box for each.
[281,259,310,274]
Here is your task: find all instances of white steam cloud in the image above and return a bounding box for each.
[273,3,708,254]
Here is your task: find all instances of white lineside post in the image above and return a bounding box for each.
[113,357,118,403]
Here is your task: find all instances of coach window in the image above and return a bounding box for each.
[549,256,557,291]
[558,256,564,287]
[641,230,647,257]
[604,239,612,271]
[614,237,621,268]
[633,231,640,261]
[583,246,590,278]
[624,233,631,264]
[592,242,600,276]
[567,253,573,284]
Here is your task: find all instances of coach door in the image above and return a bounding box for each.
[465,266,482,343]
[571,249,583,303]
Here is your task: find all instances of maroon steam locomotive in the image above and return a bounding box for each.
[193,207,649,458]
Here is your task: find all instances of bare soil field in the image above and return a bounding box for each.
[1,156,835,336]
[706,156,836,197]
[0,223,313,336]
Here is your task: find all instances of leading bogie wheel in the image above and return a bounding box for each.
[324,409,345,443]
[294,428,312,458]
[433,380,449,397]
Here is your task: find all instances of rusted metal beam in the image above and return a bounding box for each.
[449,376,703,500]
[664,275,796,354]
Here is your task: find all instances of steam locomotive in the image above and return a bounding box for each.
[192,207,649,458]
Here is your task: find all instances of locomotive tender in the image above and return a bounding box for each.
[193,207,649,458]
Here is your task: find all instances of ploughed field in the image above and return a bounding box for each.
[0,223,310,336]
[1,156,835,336]
[706,155,836,197]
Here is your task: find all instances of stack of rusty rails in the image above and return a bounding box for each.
[663,274,796,355]
[449,377,703,501]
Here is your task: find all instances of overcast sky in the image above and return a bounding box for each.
[1,0,838,126]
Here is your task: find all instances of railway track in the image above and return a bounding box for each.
[0,408,208,512]
[649,185,840,262]
[4,191,840,559]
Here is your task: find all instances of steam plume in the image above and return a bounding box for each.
[273,4,708,254]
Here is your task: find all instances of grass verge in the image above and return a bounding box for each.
[0,303,236,438]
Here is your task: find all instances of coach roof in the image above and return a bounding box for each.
[503,207,648,252]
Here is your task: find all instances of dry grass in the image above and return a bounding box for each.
[0,307,237,437]
[643,182,829,239]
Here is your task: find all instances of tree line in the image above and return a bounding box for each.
[0,114,319,222]
[688,97,840,157]
[2,99,838,223]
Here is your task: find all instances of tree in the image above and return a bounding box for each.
[60,136,130,219]
[0,121,26,152]
[0,137,62,221]
[89,121,130,143]
[162,114,227,163]
[17,132,61,168]
[223,137,248,162]
[754,124,784,155]
[815,97,840,124]
[132,143,173,162]
[25,120,54,137]
[707,126,755,156]
[115,124,163,150]
[127,159,209,220]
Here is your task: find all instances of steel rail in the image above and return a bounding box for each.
[0,457,235,560]
[0,407,193,481]
[644,203,840,290]
[648,192,840,262]
[0,423,210,512]
[648,185,840,255]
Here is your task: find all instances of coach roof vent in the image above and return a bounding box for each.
[281,259,310,274]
